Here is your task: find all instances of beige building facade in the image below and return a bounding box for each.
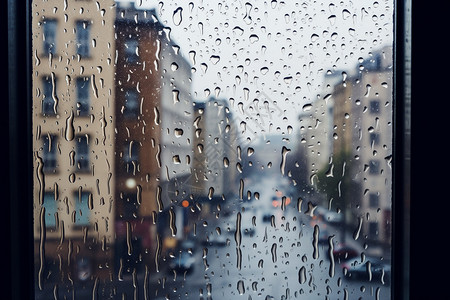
[32,0,116,284]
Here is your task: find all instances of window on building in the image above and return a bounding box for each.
[75,135,90,172]
[370,99,380,114]
[369,159,381,174]
[369,222,379,238]
[41,75,56,116]
[42,19,57,55]
[369,192,380,208]
[123,89,139,118]
[42,134,57,172]
[370,132,380,146]
[123,141,139,174]
[76,77,90,116]
[43,192,58,228]
[120,192,138,219]
[76,20,90,57]
[73,190,91,227]
[124,38,139,63]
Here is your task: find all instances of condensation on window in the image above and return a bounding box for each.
[32,0,394,299]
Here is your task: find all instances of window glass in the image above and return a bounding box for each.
[41,134,57,172]
[42,19,57,55]
[76,77,91,116]
[123,89,140,118]
[73,190,91,227]
[32,1,396,299]
[41,75,57,116]
[42,192,57,228]
[75,135,90,172]
[76,20,90,57]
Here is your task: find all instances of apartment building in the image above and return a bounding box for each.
[32,0,116,285]
[332,46,393,252]
[113,4,193,274]
[191,98,239,215]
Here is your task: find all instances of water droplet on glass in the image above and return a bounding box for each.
[210,55,220,65]
[249,34,259,44]
[298,266,307,284]
[280,146,291,175]
[174,128,183,137]
[172,7,183,26]
[237,280,245,295]
[64,111,75,141]
[312,225,319,259]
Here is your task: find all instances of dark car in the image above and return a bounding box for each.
[318,228,330,245]
[168,250,196,274]
[202,233,228,247]
[332,244,360,262]
[168,240,197,274]
[342,257,391,284]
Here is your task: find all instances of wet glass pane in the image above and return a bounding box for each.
[32,0,394,299]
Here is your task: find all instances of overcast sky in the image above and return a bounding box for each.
[116,0,394,140]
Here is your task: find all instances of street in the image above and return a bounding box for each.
[36,172,390,300]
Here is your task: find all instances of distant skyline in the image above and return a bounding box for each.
[116,0,393,139]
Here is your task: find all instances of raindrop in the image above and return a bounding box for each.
[328,235,335,277]
[311,33,319,42]
[328,15,336,25]
[69,173,75,183]
[154,107,160,125]
[208,187,214,200]
[271,243,277,263]
[65,111,75,141]
[235,212,242,247]
[260,67,269,75]
[249,34,259,44]
[189,50,196,65]
[169,208,177,236]
[172,155,181,164]
[233,26,244,36]
[237,280,245,295]
[173,7,183,26]
[210,55,220,65]
[223,157,229,167]
[280,146,291,175]
[172,89,180,103]
[174,128,183,137]
[353,217,363,240]
[298,266,307,284]
[312,225,319,259]
[302,103,312,111]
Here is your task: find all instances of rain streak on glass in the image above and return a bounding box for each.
[31,0,394,299]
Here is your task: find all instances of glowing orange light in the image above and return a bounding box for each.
[181,200,189,208]
[272,200,279,207]
[285,197,291,205]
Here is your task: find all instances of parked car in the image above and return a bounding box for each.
[342,257,391,284]
[168,240,197,274]
[202,233,228,247]
[332,243,360,261]
[168,251,196,274]
[262,213,272,223]
[315,206,343,224]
